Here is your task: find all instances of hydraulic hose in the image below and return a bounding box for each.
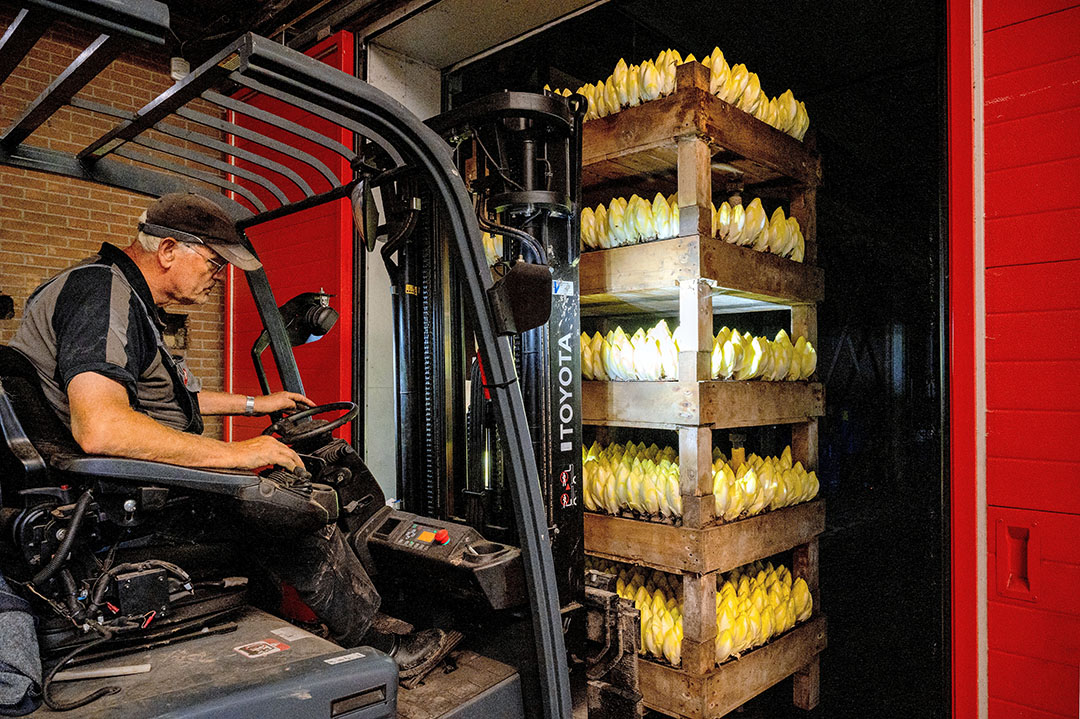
[32,490,92,586]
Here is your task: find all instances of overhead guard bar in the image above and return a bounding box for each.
[68,97,316,197]
[0,8,48,86]
[1,33,123,149]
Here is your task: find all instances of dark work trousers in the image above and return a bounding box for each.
[251,525,381,648]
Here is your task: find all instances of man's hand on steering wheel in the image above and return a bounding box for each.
[261,401,359,446]
[253,391,316,415]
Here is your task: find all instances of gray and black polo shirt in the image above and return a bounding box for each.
[10,242,204,434]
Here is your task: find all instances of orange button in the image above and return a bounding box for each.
[417,530,435,543]
[434,529,450,545]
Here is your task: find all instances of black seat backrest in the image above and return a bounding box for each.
[0,345,84,497]
[0,345,261,504]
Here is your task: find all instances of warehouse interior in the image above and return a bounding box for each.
[0,0,949,717]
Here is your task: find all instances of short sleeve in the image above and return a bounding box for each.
[51,266,156,400]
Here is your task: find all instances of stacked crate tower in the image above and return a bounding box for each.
[579,62,827,717]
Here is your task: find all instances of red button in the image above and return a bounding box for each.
[434,529,450,545]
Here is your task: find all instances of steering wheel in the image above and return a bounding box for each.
[261,401,359,446]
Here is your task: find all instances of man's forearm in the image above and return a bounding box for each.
[197,389,315,416]
[197,390,251,416]
[77,399,256,468]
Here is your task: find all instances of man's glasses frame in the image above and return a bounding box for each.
[139,221,229,275]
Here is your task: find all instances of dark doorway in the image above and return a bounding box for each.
[446,2,948,716]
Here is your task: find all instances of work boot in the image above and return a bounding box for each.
[393,628,462,678]
[364,626,464,684]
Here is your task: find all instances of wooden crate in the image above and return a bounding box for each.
[585,500,825,575]
[581,62,821,264]
[579,235,824,317]
[638,615,827,719]
[588,527,823,680]
[582,380,824,429]
[581,66,821,190]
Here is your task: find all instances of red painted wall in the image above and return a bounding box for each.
[224,33,355,442]
[983,4,1080,718]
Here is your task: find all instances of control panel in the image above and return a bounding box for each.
[353,507,526,611]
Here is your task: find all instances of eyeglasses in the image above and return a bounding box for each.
[181,242,228,276]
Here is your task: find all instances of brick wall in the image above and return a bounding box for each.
[0,12,227,438]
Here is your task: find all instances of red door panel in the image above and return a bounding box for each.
[986,362,1080,411]
[988,649,1079,717]
[981,3,1080,716]
[984,5,1080,78]
[987,411,1080,462]
[988,457,1080,516]
[986,262,1080,313]
[987,311,1080,360]
[986,509,1080,716]
[224,32,354,441]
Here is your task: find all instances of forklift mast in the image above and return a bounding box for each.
[391,92,586,609]
[0,4,572,717]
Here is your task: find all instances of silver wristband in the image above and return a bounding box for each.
[244,395,256,416]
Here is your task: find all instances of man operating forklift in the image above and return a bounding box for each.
[8,191,457,681]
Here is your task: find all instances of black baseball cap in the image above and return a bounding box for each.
[141,192,261,271]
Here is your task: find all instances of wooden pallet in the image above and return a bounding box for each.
[585,500,825,575]
[582,380,824,429]
[638,615,827,719]
[580,234,824,318]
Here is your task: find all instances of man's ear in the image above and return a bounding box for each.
[157,237,180,269]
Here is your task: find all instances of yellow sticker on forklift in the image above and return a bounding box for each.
[405,284,419,295]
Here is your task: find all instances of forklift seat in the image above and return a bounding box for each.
[0,345,336,532]
[0,344,254,493]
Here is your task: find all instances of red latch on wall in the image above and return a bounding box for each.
[995,518,1041,602]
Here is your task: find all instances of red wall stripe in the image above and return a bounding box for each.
[985,262,1080,313]
[985,53,1080,125]
[987,310,1080,359]
[986,362,1080,410]
[989,697,1074,719]
[987,411,1080,462]
[988,601,1080,667]
[984,107,1080,172]
[985,155,1080,219]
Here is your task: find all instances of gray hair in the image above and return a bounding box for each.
[135,210,162,252]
